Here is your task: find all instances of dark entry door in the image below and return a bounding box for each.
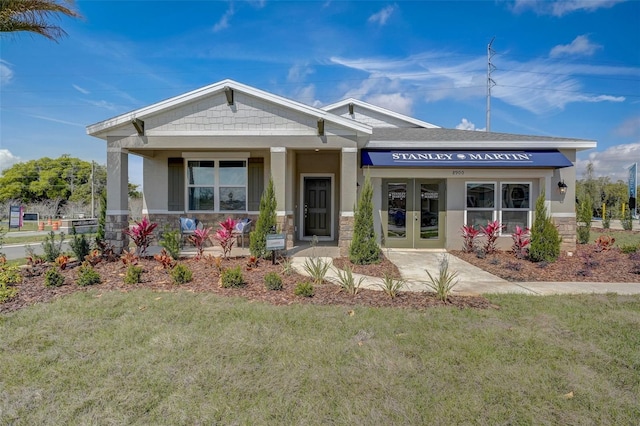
[304,177,331,237]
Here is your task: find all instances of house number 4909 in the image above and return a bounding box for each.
[452,170,464,175]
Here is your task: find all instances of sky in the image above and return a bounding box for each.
[1,0,639,188]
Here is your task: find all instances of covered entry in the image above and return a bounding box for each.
[382,179,445,249]
[300,174,334,240]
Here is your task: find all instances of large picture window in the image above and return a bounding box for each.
[466,182,531,234]
[186,159,247,212]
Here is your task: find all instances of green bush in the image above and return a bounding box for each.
[0,264,22,303]
[170,263,193,285]
[69,228,91,261]
[621,244,639,254]
[250,177,277,259]
[529,192,561,263]
[294,281,314,297]
[124,265,143,285]
[76,263,101,286]
[44,268,65,287]
[576,226,590,245]
[576,198,592,244]
[621,209,633,231]
[334,265,364,296]
[160,227,181,260]
[264,271,283,291]
[302,256,331,285]
[349,173,381,265]
[377,272,405,299]
[0,283,18,303]
[41,231,65,262]
[220,266,245,288]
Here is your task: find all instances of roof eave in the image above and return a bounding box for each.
[366,140,597,151]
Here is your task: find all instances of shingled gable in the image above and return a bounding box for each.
[322,98,439,129]
[87,79,372,138]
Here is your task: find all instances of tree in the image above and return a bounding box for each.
[529,191,561,263]
[349,173,381,264]
[250,177,277,259]
[0,0,80,42]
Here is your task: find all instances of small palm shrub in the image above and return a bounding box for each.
[302,256,331,285]
[279,257,294,275]
[44,268,65,287]
[170,263,193,285]
[377,272,405,299]
[294,281,314,297]
[264,272,283,290]
[220,266,244,288]
[159,227,181,260]
[334,265,364,296]
[124,264,143,284]
[41,231,65,262]
[425,254,459,302]
[69,228,91,262]
[76,262,101,286]
[529,191,561,263]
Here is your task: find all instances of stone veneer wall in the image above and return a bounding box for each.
[338,216,355,257]
[553,216,577,253]
[275,214,295,250]
[106,214,129,254]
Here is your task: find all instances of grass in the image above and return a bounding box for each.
[1,291,639,424]
[589,229,640,248]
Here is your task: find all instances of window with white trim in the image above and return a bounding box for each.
[465,182,531,233]
[187,159,247,212]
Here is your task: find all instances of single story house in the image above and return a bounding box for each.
[87,79,596,255]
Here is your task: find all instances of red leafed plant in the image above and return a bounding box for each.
[189,227,212,259]
[124,216,158,256]
[511,225,530,259]
[154,248,176,269]
[213,218,237,259]
[120,248,139,265]
[461,225,481,253]
[480,220,505,255]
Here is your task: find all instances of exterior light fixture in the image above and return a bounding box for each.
[558,180,568,195]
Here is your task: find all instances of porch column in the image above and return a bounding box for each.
[339,147,358,256]
[270,147,292,248]
[106,146,129,254]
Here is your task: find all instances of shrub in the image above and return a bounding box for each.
[576,198,592,244]
[44,268,65,287]
[76,262,101,286]
[0,225,6,258]
[302,256,331,285]
[170,263,193,285]
[41,230,65,262]
[0,264,22,286]
[602,208,611,229]
[124,216,158,256]
[124,264,143,284]
[479,220,504,255]
[69,227,90,262]
[529,191,561,263]
[212,218,235,259]
[0,283,18,303]
[120,249,139,266]
[349,173,381,265]
[220,266,244,288]
[461,225,480,253]
[250,177,277,259]
[334,264,365,296]
[154,249,176,269]
[621,208,633,231]
[191,227,213,259]
[621,244,638,254]
[376,272,405,299]
[95,189,107,243]
[294,281,314,297]
[159,227,181,260]
[424,254,458,302]
[264,271,283,291]
[280,257,294,275]
[55,254,70,270]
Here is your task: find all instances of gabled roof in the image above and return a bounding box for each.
[87,79,372,137]
[367,128,596,151]
[321,98,439,129]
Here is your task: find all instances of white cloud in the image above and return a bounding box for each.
[0,149,21,173]
[287,63,315,83]
[213,5,235,32]
[72,84,90,95]
[0,60,14,86]
[330,51,637,115]
[29,114,85,127]
[456,118,486,131]
[550,35,602,58]
[577,142,640,181]
[511,0,625,16]
[368,4,397,26]
[86,100,117,110]
[615,116,640,137]
[365,93,413,115]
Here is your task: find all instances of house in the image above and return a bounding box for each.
[87,79,596,255]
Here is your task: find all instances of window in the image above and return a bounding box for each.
[466,182,531,234]
[186,159,247,212]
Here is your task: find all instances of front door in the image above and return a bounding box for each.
[383,179,445,249]
[303,176,332,239]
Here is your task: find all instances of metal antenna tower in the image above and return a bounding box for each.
[486,37,496,132]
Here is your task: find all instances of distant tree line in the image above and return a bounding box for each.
[576,162,638,219]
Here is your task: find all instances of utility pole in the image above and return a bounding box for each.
[486,37,496,132]
[91,161,95,218]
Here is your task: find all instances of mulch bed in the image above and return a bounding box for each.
[1,254,494,314]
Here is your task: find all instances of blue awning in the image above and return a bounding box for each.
[361,150,573,168]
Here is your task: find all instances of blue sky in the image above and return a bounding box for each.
[1,0,639,187]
